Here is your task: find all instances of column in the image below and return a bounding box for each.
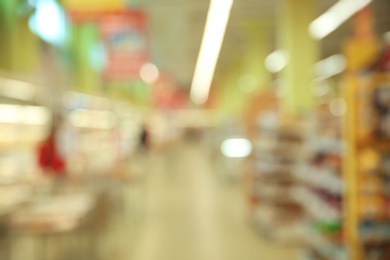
[0,0,37,73]
[70,23,100,94]
[0,0,39,74]
[278,0,318,114]
[241,22,271,92]
[215,22,271,117]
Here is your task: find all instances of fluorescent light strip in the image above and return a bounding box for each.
[315,54,346,79]
[0,105,50,125]
[0,79,36,101]
[309,0,372,40]
[221,138,252,158]
[264,49,289,73]
[190,0,233,105]
[385,31,390,44]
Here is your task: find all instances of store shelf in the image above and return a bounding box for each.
[254,183,299,204]
[0,185,32,217]
[252,139,303,152]
[252,206,305,244]
[248,112,306,244]
[358,138,390,152]
[292,187,341,222]
[303,225,348,260]
[250,170,297,183]
[293,165,343,195]
[309,138,342,154]
[359,221,390,243]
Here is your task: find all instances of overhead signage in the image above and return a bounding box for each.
[99,11,149,80]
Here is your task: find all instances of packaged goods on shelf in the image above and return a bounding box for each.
[292,85,346,259]
[64,95,129,178]
[342,31,390,258]
[253,202,304,243]
[247,110,308,244]
[302,223,348,260]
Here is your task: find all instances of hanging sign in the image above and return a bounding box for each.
[64,0,125,21]
[99,11,149,80]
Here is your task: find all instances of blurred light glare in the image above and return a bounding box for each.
[29,0,67,46]
[0,79,35,101]
[329,98,347,117]
[140,63,159,84]
[23,106,50,125]
[221,138,252,158]
[0,105,48,125]
[265,50,289,73]
[98,111,116,129]
[69,109,116,129]
[0,105,21,124]
[89,42,107,72]
[315,54,346,80]
[190,0,234,105]
[385,31,390,44]
[239,75,257,93]
[312,80,330,97]
[309,0,372,40]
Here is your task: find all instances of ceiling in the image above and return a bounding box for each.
[139,0,390,88]
[140,0,209,86]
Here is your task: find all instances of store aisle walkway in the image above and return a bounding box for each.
[112,143,301,260]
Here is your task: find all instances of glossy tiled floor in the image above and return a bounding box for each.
[104,143,302,260]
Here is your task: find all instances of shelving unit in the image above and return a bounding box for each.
[0,80,53,259]
[343,70,390,260]
[248,109,307,244]
[62,92,136,179]
[342,12,390,257]
[294,83,346,260]
[246,85,348,256]
[0,104,51,214]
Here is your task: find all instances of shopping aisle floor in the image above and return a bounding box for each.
[107,143,301,260]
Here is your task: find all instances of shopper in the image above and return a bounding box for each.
[139,124,150,152]
[37,124,66,178]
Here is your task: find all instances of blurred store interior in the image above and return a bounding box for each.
[0,0,390,259]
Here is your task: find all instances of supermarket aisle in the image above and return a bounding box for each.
[110,143,301,260]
